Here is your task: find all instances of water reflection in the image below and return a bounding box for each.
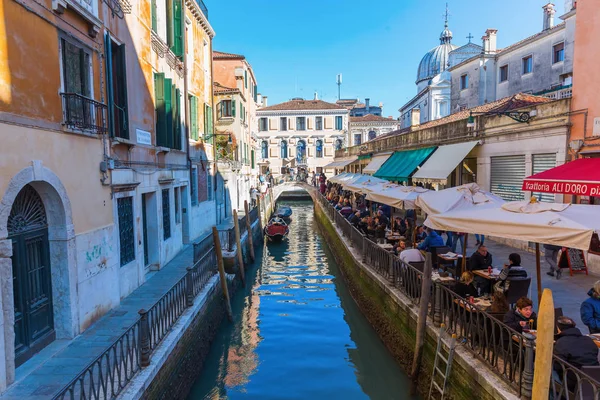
[188,201,418,400]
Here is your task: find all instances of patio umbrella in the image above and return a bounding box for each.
[329,172,358,184]
[366,184,430,210]
[342,175,388,193]
[414,183,505,215]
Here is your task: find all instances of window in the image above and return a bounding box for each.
[162,189,171,240]
[499,65,508,82]
[117,197,135,266]
[296,117,306,131]
[259,117,268,131]
[522,55,533,74]
[280,117,287,131]
[166,0,183,57]
[191,167,198,206]
[354,133,362,146]
[174,187,180,224]
[460,74,468,90]
[280,140,288,158]
[335,116,343,130]
[315,140,323,158]
[220,99,233,118]
[553,42,565,64]
[60,38,93,129]
[368,130,376,140]
[105,33,129,139]
[204,103,213,138]
[261,141,268,159]
[154,73,182,149]
[334,138,343,150]
[315,116,323,130]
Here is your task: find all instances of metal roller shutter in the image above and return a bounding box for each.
[532,153,556,203]
[490,155,526,201]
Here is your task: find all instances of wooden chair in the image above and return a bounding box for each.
[430,245,452,270]
[505,277,532,306]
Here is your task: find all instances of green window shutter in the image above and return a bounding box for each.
[118,44,129,139]
[190,95,198,140]
[172,0,183,57]
[251,150,255,169]
[232,99,236,118]
[244,70,248,89]
[174,87,181,149]
[104,32,115,137]
[164,78,173,148]
[151,0,157,32]
[253,85,257,102]
[207,105,213,135]
[166,0,173,46]
[154,73,166,146]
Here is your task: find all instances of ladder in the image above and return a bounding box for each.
[428,324,457,400]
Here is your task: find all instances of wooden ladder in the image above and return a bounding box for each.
[428,324,457,400]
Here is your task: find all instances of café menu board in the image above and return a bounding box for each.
[558,248,588,275]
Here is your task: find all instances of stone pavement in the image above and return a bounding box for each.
[456,237,595,329]
[1,242,198,399]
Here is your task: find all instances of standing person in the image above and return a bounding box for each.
[544,243,562,279]
[250,186,258,208]
[475,234,485,246]
[311,171,316,187]
[581,281,600,334]
[452,232,465,253]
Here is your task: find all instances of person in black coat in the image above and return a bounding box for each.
[504,297,537,333]
[469,245,493,271]
[453,271,478,299]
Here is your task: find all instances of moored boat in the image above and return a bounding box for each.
[273,206,293,223]
[264,217,289,242]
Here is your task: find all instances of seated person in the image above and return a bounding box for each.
[340,204,354,218]
[348,211,361,226]
[334,200,344,211]
[393,217,407,236]
[376,209,390,228]
[494,253,527,294]
[453,271,478,299]
[490,291,510,314]
[414,225,427,243]
[394,241,406,256]
[417,227,444,252]
[399,248,425,264]
[469,245,493,271]
[503,297,537,334]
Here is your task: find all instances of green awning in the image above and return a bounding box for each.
[357,154,372,160]
[374,147,436,182]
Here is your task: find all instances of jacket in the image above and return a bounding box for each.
[554,327,599,370]
[417,231,444,251]
[469,251,493,271]
[503,309,537,333]
[581,289,600,334]
[454,282,478,299]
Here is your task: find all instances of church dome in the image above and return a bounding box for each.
[416,22,458,84]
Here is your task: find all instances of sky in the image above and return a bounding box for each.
[205,0,569,117]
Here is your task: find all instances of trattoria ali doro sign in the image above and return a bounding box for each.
[522,180,600,197]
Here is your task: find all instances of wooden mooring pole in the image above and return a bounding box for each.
[244,200,256,262]
[232,210,246,287]
[212,226,233,321]
[410,252,433,395]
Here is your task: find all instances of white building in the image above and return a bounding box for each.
[349,115,399,146]
[256,97,349,178]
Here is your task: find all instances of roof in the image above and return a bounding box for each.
[213,82,239,94]
[497,22,565,56]
[350,115,397,123]
[213,50,245,60]
[258,99,346,112]
[381,93,552,141]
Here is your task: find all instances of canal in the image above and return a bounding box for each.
[188,200,417,399]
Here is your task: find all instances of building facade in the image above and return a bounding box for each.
[213,51,260,211]
[349,115,399,146]
[256,99,349,178]
[0,0,217,390]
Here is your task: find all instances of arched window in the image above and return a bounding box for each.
[261,141,268,159]
[368,130,377,141]
[334,139,343,151]
[315,140,323,158]
[280,140,288,158]
[296,140,306,162]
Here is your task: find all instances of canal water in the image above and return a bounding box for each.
[188,200,417,400]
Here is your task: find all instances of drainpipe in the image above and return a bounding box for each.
[182,9,192,203]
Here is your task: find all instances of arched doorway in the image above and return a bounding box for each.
[8,184,54,367]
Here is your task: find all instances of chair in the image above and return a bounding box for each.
[411,261,425,273]
[505,277,532,306]
[580,366,600,399]
[430,245,452,270]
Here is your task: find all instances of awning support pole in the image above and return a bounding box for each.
[462,233,468,274]
[535,243,542,305]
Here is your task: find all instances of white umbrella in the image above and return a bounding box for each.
[415,183,504,215]
[366,184,429,210]
[342,175,388,193]
[329,172,358,184]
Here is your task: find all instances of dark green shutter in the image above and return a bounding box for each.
[190,95,198,140]
[174,87,181,149]
[232,100,236,118]
[172,0,183,57]
[205,104,213,136]
[118,44,129,139]
[104,32,115,137]
[155,73,166,146]
[244,70,247,88]
[166,0,173,46]
[151,0,157,31]
[164,78,173,148]
[251,150,255,169]
[253,85,257,102]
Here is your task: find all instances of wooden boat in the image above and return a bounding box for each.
[264,217,289,242]
[273,206,293,223]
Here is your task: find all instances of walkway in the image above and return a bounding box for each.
[2,242,198,399]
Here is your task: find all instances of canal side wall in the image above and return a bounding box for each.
[312,195,518,400]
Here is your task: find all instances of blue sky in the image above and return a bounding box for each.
[206,0,568,117]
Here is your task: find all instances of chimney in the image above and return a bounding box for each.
[410,108,421,128]
[482,29,498,53]
[257,94,263,105]
[365,98,370,113]
[564,0,573,11]
[262,96,268,107]
[314,91,319,100]
[543,3,556,30]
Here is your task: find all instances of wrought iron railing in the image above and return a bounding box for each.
[53,237,218,400]
[316,190,600,398]
[60,93,108,135]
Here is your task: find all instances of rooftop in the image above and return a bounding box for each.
[258,99,346,112]
[213,50,245,60]
[350,115,397,123]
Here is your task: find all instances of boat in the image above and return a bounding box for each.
[264,217,289,242]
[273,206,293,223]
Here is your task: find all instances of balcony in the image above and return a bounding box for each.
[535,84,572,100]
[60,93,108,135]
[196,0,208,19]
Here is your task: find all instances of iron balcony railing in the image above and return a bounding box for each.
[53,236,218,400]
[317,190,600,399]
[60,93,108,135]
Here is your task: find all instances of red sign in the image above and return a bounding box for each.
[522,180,600,197]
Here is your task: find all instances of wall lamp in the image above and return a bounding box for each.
[203,133,233,143]
[467,110,534,128]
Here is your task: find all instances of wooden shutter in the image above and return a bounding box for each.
[154,73,166,146]
[117,44,129,139]
[164,78,173,148]
[190,96,198,140]
[174,87,181,149]
[171,0,183,56]
[253,85,257,102]
[104,32,115,137]
[151,0,157,32]
[232,99,236,117]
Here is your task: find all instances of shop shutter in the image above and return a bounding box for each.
[532,153,556,202]
[490,155,526,201]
